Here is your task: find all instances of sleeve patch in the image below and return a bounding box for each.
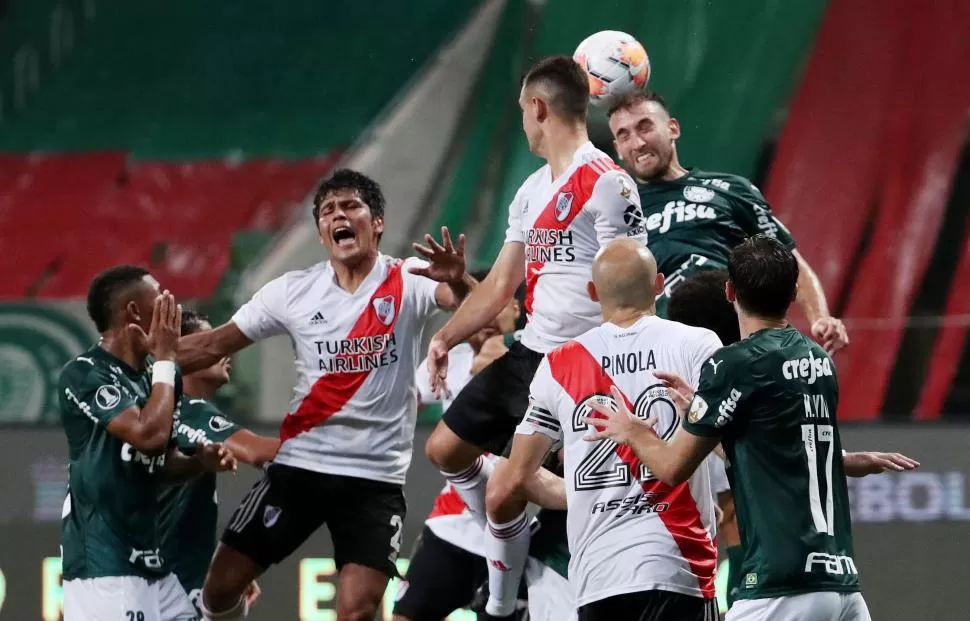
[95,385,122,410]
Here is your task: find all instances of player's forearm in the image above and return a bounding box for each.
[522,467,568,510]
[225,430,280,468]
[438,272,478,311]
[629,428,689,486]
[132,383,178,455]
[436,278,513,348]
[794,253,830,324]
[178,323,252,374]
[161,447,204,483]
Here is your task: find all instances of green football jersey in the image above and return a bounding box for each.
[158,396,241,595]
[637,170,795,317]
[59,345,181,580]
[683,326,859,600]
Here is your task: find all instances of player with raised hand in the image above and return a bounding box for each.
[177,169,476,621]
[59,266,237,621]
[158,310,281,617]
[423,55,646,620]
[585,236,885,621]
[606,90,848,353]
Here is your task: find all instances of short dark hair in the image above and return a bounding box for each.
[667,270,741,345]
[86,265,150,333]
[607,89,669,118]
[522,55,589,123]
[180,309,210,337]
[728,235,799,319]
[312,168,386,222]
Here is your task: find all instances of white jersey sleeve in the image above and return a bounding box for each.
[504,182,530,244]
[587,169,647,246]
[231,274,289,341]
[516,358,563,445]
[708,453,731,495]
[415,356,436,405]
[401,257,442,320]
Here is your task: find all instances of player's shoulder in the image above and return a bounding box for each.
[178,396,235,432]
[688,169,765,202]
[59,348,113,389]
[656,317,721,348]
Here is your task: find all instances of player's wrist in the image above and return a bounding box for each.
[152,360,177,387]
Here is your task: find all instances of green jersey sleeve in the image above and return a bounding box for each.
[682,348,747,437]
[174,397,241,451]
[729,177,796,249]
[60,361,140,427]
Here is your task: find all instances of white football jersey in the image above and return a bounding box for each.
[415,343,488,555]
[504,142,647,354]
[415,342,475,413]
[516,315,722,606]
[232,254,440,485]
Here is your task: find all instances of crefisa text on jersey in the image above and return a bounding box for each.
[315,333,399,373]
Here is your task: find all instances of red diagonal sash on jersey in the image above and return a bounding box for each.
[524,159,619,314]
[547,340,717,598]
[280,262,405,442]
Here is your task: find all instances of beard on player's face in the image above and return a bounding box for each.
[627,141,673,181]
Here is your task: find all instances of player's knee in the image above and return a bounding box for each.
[425,423,475,472]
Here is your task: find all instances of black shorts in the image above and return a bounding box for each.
[221,464,406,577]
[442,341,545,454]
[392,526,486,620]
[578,590,718,621]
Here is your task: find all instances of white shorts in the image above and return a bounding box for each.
[63,573,198,621]
[524,558,577,621]
[727,591,870,621]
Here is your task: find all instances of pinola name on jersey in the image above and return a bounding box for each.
[314,333,398,373]
[646,201,717,234]
[600,349,656,376]
[526,229,576,263]
[782,351,834,385]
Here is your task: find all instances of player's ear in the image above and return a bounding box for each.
[725,281,737,304]
[534,96,548,123]
[654,272,665,297]
[791,282,799,304]
[669,117,681,141]
[587,281,599,303]
[373,215,384,237]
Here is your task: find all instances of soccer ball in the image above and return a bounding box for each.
[573,30,650,108]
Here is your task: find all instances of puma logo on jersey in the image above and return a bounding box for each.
[782,352,833,385]
[646,201,717,234]
[707,359,723,374]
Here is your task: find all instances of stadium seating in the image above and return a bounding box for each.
[0,0,482,299]
[0,152,341,299]
[765,0,970,420]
